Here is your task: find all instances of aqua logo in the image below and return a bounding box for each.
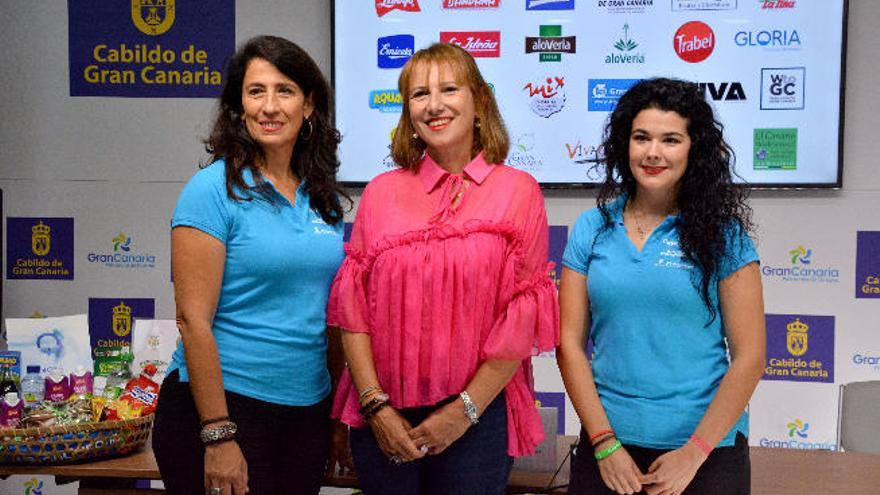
[786,418,809,438]
[762,246,838,283]
[87,232,157,269]
[606,23,645,65]
[369,89,403,113]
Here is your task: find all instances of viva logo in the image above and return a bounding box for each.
[786,418,809,438]
[761,245,839,283]
[87,232,157,269]
[606,23,645,65]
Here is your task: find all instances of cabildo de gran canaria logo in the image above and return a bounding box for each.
[87,232,157,269]
[131,0,175,36]
[761,245,839,283]
[7,217,74,280]
[764,315,834,383]
[758,418,836,450]
[113,301,132,337]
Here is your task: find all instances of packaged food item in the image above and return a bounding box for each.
[0,392,24,428]
[20,365,44,408]
[102,364,160,421]
[44,367,70,402]
[0,363,19,398]
[69,365,94,399]
[102,360,132,401]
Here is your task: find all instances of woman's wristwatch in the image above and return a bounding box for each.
[200,421,238,445]
[459,391,479,425]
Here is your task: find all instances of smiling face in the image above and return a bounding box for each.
[628,107,692,198]
[407,61,476,166]
[241,58,313,157]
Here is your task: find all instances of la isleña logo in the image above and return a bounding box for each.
[761,245,839,283]
[87,232,157,269]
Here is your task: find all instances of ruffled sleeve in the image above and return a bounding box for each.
[327,186,373,334]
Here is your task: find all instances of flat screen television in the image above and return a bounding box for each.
[333,0,847,188]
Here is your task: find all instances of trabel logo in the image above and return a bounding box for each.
[606,23,645,65]
[375,0,421,16]
[789,245,811,265]
[525,25,576,62]
[786,418,809,439]
[523,76,566,117]
[674,21,714,63]
[131,0,175,36]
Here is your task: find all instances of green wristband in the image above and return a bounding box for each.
[594,439,622,460]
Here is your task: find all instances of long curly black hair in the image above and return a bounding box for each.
[204,35,348,225]
[595,77,754,322]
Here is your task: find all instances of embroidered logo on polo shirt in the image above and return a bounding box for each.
[655,238,693,270]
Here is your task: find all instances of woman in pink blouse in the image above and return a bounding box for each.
[328,43,559,494]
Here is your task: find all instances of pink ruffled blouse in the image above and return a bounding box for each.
[328,152,559,456]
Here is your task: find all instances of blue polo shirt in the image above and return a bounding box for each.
[169,160,344,406]
[562,197,759,448]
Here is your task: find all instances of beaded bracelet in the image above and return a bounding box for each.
[362,401,390,422]
[690,434,713,456]
[359,395,389,416]
[200,415,230,428]
[594,440,622,460]
[358,385,382,403]
[589,428,615,444]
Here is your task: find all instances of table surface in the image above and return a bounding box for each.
[3,442,880,494]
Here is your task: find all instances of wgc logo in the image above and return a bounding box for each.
[674,21,714,63]
[761,67,804,110]
[131,0,175,36]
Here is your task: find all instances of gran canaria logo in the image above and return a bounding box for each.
[112,301,132,337]
[31,221,51,256]
[88,232,157,269]
[762,246,839,283]
[787,418,809,438]
[131,0,176,36]
[113,232,132,252]
[758,418,835,450]
[786,318,808,356]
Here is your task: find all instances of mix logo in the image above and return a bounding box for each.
[525,25,576,62]
[375,0,421,16]
[855,231,880,298]
[761,244,839,283]
[369,89,402,113]
[734,29,801,50]
[674,21,715,63]
[761,67,805,110]
[526,0,576,10]
[597,0,654,14]
[852,353,880,372]
[534,391,566,434]
[443,0,501,7]
[131,0,175,36]
[523,76,566,117]
[763,314,834,383]
[508,134,544,172]
[757,418,837,450]
[753,128,797,171]
[440,31,501,57]
[760,0,795,9]
[87,232,157,269]
[588,78,638,111]
[671,0,736,10]
[699,82,746,102]
[6,217,74,280]
[606,23,645,65]
[377,34,414,69]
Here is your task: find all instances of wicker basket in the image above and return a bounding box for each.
[0,415,153,464]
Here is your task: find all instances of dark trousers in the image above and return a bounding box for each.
[349,394,514,495]
[569,429,750,495]
[152,370,332,495]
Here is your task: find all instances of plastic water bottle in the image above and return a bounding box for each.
[20,365,44,408]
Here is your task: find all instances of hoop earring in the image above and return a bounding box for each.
[300,117,313,141]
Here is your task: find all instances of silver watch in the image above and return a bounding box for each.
[459,391,479,425]
[200,421,238,444]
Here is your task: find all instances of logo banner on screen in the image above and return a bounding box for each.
[6,218,74,280]
[763,314,834,383]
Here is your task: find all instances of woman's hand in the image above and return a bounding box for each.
[368,406,425,463]
[204,440,249,495]
[641,443,707,495]
[595,441,645,495]
[407,399,471,456]
[327,421,354,475]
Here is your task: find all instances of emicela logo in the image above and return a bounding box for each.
[378,35,415,69]
[789,245,811,265]
[131,0,175,36]
[606,23,645,65]
[787,418,809,438]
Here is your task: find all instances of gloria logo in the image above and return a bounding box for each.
[672,0,736,9]
[440,31,501,57]
[674,21,714,63]
[443,0,500,7]
[6,217,74,280]
[606,23,645,65]
[597,0,653,14]
[699,82,746,102]
[525,25,576,62]
[852,353,880,372]
[761,67,805,110]
[753,128,797,171]
[734,29,801,50]
[375,0,421,16]
[757,418,836,450]
[507,134,544,172]
[526,0,576,10]
[369,89,402,113]
[377,35,414,69]
[87,232,158,269]
[760,0,795,9]
[856,231,880,298]
[588,78,638,111]
[523,76,566,117]
[764,314,834,383]
[761,243,840,282]
[131,0,175,36]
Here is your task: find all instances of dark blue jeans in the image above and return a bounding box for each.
[350,394,513,495]
[568,429,751,495]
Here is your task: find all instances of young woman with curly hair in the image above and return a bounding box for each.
[557,78,765,495]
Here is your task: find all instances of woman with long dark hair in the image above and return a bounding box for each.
[557,78,765,495]
[153,35,348,495]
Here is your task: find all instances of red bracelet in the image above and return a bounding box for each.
[690,434,713,456]
[589,429,615,444]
